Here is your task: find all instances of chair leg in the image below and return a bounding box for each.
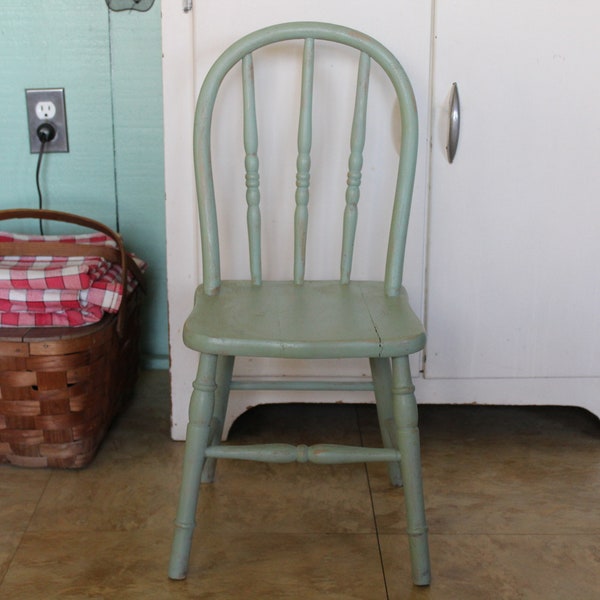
[201,355,235,483]
[369,357,403,486]
[391,356,431,586]
[169,353,218,580]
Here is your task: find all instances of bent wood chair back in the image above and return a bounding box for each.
[194,21,418,295]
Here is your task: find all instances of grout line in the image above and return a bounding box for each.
[356,406,390,600]
[0,471,53,587]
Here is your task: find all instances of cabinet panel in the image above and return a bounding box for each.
[165,0,433,439]
[426,1,600,379]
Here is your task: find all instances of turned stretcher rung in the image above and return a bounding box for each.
[205,443,401,464]
[229,379,375,391]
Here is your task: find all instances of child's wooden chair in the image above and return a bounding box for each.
[169,22,430,586]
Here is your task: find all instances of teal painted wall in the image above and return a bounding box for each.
[0,1,167,365]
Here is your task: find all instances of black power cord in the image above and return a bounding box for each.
[35,123,56,235]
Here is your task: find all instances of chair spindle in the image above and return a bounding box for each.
[341,51,371,284]
[243,53,262,284]
[294,38,315,284]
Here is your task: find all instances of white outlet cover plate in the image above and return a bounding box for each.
[25,88,69,153]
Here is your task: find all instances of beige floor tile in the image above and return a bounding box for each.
[190,402,375,535]
[196,459,374,535]
[26,459,180,533]
[380,533,600,600]
[94,370,179,465]
[26,456,373,537]
[0,468,51,533]
[363,405,600,536]
[2,372,598,599]
[21,372,183,534]
[184,531,388,600]
[0,529,171,600]
[0,533,21,583]
[0,529,387,600]
[368,454,600,536]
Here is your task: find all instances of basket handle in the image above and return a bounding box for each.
[0,208,145,335]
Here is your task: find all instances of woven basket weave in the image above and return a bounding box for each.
[0,288,141,468]
[0,208,143,469]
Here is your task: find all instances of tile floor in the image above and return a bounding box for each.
[1,370,599,599]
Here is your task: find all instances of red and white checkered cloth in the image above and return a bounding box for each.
[0,230,146,327]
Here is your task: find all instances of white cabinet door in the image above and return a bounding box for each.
[189,0,431,292]
[164,1,433,438]
[426,0,600,380]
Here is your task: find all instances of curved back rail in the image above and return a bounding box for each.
[194,22,418,296]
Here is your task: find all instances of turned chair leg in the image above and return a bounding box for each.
[169,353,218,580]
[392,356,431,586]
[201,355,235,483]
[370,357,403,487]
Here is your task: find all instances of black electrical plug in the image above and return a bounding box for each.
[36,122,56,143]
[35,122,56,234]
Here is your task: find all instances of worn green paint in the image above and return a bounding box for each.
[204,443,402,463]
[242,53,261,285]
[341,50,370,283]
[170,23,429,586]
[0,1,167,364]
[184,281,425,359]
[194,22,418,297]
[293,37,314,284]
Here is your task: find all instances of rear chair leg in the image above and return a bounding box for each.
[169,353,218,580]
[370,357,403,486]
[201,355,235,483]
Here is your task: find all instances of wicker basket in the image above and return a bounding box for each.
[0,209,144,469]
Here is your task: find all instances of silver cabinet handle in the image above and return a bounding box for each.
[447,82,460,163]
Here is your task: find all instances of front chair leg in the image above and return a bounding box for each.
[392,356,431,586]
[169,352,218,580]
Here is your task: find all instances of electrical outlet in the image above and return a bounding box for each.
[35,101,57,120]
[25,88,69,153]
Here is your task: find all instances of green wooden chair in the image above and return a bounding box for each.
[169,22,430,586]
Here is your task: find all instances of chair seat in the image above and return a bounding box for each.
[183,281,425,359]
